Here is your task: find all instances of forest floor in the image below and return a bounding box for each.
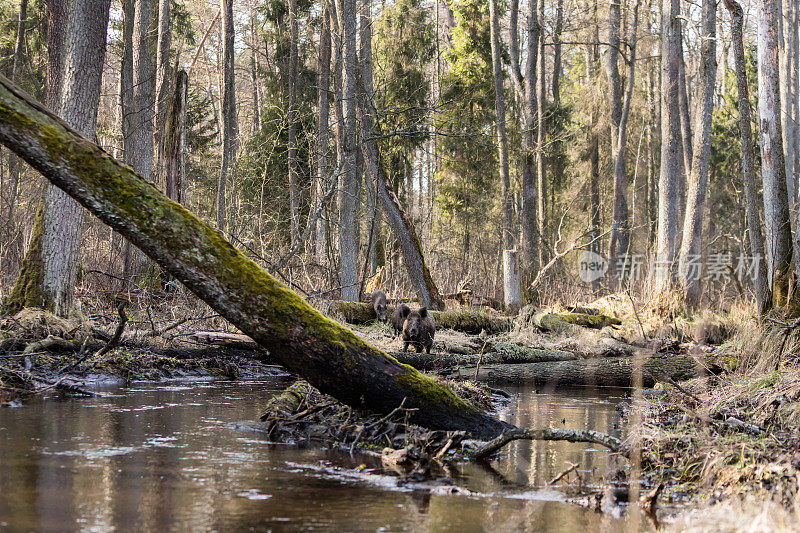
[2,293,800,529]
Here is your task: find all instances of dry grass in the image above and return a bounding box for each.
[667,496,800,532]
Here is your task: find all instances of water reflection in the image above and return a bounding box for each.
[0,380,652,532]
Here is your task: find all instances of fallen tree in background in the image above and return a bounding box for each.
[323,301,513,334]
[446,353,702,387]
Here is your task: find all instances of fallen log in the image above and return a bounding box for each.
[0,76,509,440]
[531,311,622,331]
[191,331,260,349]
[391,345,579,371]
[447,354,701,387]
[323,301,512,334]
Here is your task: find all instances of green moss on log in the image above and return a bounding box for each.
[325,301,511,334]
[2,203,50,315]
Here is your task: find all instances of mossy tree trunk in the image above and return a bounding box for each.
[6,0,111,317]
[0,75,510,439]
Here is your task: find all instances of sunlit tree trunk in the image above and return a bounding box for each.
[757,0,798,310]
[287,0,301,245]
[510,0,539,274]
[678,0,715,306]
[723,0,771,313]
[654,0,682,294]
[250,9,261,134]
[336,0,360,301]
[314,0,332,263]
[217,0,237,234]
[536,0,547,263]
[153,0,171,186]
[489,0,512,249]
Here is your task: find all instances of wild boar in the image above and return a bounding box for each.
[401,307,435,354]
[371,290,388,323]
[391,303,410,337]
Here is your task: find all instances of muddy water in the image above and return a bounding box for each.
[0,379,655,532]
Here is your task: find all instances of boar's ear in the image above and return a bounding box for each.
[419,307,428,318]
[401,306,411,318]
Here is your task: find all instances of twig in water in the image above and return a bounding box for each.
[547,462,579,486]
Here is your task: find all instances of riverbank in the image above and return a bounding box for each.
[3,295,798,529]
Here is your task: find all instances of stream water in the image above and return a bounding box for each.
[0,378,659,532]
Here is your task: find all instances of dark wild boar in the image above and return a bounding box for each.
[371,290,388,323]
[401,307,435,354]
[391,303,410,337]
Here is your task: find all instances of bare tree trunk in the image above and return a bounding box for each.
[607,0,640,276]
[5,0,111,316]
[161,69,188,204]
[250,9,261,134]
[153,0,171,186]
[536,0,547,262]
[552,0,562,102]
[360,0,382,278]
[724,0,771,313]
[510,0,539,274]
[757,0,797,309]
[336,0,360,301]
[780,0,796,202]
[123,0,156,278]
[3,0,28,269]
[217,0,237,234]
[588,0,601,266]
[287,0,301,245]
[314,0,332,263]
[489,0,512,249]
[677,45,693,176]
[678,0,715,306]
[654,0,682,294]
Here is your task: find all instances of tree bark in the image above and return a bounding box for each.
[503,250,523,312]
[153,0,172,185]
[6,0,111,317]
[217,0,237,234]
[160,69,188,204]
[124,0,155,278]
[536,0,547,262]
[723,0,771,313]
[287,0,301,245]
[654,0,682,294]
[489,0,512,250]
[0,76,511,439]
[336,0,360,302]
[250,10,261,134]
[314,0,332,263]
[510,0,539,274]
[757,0,795,308]
[677,0,715,307]
[607,0,639,273]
